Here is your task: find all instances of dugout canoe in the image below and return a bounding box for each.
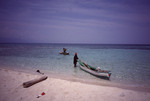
[78,59,111,79]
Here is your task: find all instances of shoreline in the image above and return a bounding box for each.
[0,67,150,101]
[1,67,150,92]
[1,67,150,93]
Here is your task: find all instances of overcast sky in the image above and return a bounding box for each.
[0,0,150,44]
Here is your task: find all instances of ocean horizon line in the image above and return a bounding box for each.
[0,42,150,46]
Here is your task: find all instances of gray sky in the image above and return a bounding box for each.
[0,0,150,44]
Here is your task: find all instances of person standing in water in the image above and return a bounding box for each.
[73,52,78,67]
[63,48,66,53]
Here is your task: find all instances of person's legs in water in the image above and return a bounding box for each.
[74,63,76,67]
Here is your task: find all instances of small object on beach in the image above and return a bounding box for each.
[36,70,44,75]
[37,92,45,98]
[120,92,125,97]
[23,76,48,88]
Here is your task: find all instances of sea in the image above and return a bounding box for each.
[0,43,150,90]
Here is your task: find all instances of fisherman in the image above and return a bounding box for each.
[73,52,78,67]
[63,48,66,53]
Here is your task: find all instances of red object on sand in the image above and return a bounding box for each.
[41,92,45,95]
[37,92,46,98]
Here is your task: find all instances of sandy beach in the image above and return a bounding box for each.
[0,68,150,101]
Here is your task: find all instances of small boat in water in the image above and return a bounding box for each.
[78,59,111,79]
[59,52,69,55]
[59,48,69,55]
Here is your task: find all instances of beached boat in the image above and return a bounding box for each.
[59,52,69,55]
[78,59,111,79]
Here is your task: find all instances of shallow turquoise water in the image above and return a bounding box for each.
[0,43,150,86]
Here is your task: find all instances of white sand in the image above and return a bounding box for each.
[0,68,150,101]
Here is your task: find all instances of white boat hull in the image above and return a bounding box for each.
[79,65,111,79]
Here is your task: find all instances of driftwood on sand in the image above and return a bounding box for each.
[23,76,48,88]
